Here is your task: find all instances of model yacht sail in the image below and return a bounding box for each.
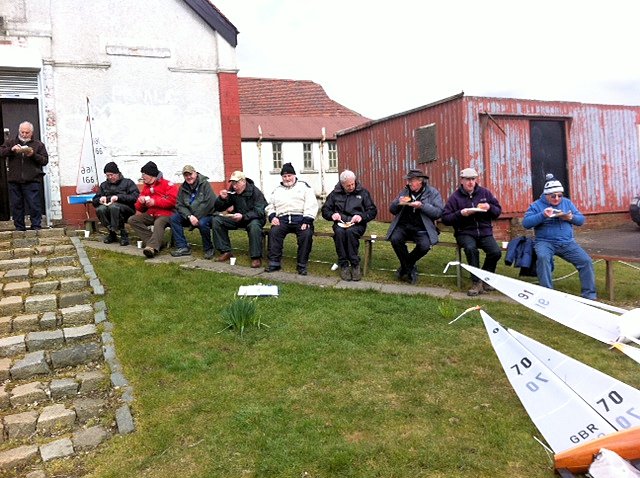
[479,309,640,473]
[445,262,640,346]
[75,98,107,194]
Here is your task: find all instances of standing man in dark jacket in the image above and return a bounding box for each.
[441,167,502,296]
[386,169,444,284]
[212,171,267,267]
[92,161,140,245]
[169,165,217,259]
[0,121,49,230]
[321,170,377,281]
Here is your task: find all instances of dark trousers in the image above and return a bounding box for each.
[332,223,366,267]
[389,224,431,272]
[267,220,314,268]
[456,234,502,283]
[9,181,43,230]
[212,216,264,259]
[95,203,135,232]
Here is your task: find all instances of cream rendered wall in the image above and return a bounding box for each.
[0,0,236,220]
[241,140,339,203]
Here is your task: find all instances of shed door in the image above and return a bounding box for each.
[529,121,568,199]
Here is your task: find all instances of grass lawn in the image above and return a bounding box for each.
[66,222,639,477]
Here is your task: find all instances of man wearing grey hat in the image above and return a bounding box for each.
[91,161,139,245]
[522,173,596,299]
[441,167,502,296]
[386,168,444,284]
[211,170,267,267]
[169,165,217,258]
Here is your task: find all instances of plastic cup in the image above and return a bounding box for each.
[137,241,143,248]
[229,257,237,265]
[331,263,339,271]
[502,241,508,249]
[370,234,377,243]
[84,230,90,238]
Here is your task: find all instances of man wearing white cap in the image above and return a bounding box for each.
[212,170,267,267]
[522,173,596,299]
[442,167,502,296]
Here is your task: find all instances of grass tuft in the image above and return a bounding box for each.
[218,297,267,336]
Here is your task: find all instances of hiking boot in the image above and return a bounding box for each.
[264,264,281,272]
[297,266,308,276]
[351,264,362,282]
[103,231,117,244]
[483,283,495,292]
[339,266,352,281]
[467,282,485,297]
[203,249,215,260]
[170,247,192,257]
[143,247,156,258]
[119,231,129,246]
[395,267,408,281]
[407,266,418,285]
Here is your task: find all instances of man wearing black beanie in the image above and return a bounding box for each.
[91,162,139,245]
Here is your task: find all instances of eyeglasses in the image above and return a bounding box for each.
[548,193,563,199]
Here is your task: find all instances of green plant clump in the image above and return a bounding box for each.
[219,297,266,336]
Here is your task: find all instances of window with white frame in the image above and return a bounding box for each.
[303,142,313,170]
[327,141,338,170]
[272,142,283,169]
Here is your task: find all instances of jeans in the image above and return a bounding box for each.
[95,203,135,231]
[332,222,366,267]
[456,234,502,283]
[534,240,596,299]
[211,216,264,259]
[169,213,214,252]
[389,224,431,273]
[9,181,43,230]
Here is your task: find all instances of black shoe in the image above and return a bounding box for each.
[407,266,418,285]
[119,232,129,246]
[339,266,352,281]
[264,265,281,272]
[297,266,308,276]
[203,249,215,260]
[103,231,117,244]
[395,267,408,281]
[170,247,192,257]
[351,264,362,282]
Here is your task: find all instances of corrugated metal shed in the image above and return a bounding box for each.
[337,94,640,229]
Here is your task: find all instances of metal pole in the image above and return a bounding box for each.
[257,125,264,192]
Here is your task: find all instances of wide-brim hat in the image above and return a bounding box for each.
[404,169,428,180]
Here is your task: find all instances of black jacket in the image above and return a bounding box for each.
[0,136,49,183]
[91,176,140,208]
[321,180,377,224]
[214,178,267,225]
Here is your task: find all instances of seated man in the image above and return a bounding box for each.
[441,167,502,296]
[264,163,318,275]
[386,168,444,284]
[212,170,267,267]
[321,170,377,281]
[169,165,217,258]
[127,161,178,258]
[522,173,596,299]
[92,161,139,246]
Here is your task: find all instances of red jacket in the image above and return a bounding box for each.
[135,177,178,217]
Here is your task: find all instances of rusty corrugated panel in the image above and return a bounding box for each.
[339,95,640,223]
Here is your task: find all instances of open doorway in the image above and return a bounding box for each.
[530,120,568,199]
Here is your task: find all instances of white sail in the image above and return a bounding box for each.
[453,262,623,344]
[509,328,640,430]
[75,115,98,194]
[480,310,617,453]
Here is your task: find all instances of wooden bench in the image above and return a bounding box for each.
[590,253,640,301]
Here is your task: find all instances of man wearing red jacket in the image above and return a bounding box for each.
[127,161,178,258]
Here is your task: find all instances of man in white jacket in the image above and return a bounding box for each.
[264,163,318,275]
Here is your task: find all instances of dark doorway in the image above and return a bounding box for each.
[0,99,43,221]
[529,120,568,200]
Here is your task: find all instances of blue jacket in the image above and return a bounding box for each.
[522,194,584,244]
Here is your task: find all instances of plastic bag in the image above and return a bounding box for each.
[588,448,640,478]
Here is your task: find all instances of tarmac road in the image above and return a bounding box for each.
[576,222,640,259]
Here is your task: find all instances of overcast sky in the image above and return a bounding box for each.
[213,0,640,120]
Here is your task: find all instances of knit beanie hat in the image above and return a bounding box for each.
[281,162,296,175]
[543,173,564,195]
[103,162,120,174]
[140,161,160,177]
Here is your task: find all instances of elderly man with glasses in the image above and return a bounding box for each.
[522,173,596,299]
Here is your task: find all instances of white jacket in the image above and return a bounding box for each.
[266,179,318,223]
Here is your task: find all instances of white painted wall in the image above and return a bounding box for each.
[241,140,339,202]
[0,0,236,220]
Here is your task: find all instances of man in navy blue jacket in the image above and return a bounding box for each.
[442,168,502,296]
